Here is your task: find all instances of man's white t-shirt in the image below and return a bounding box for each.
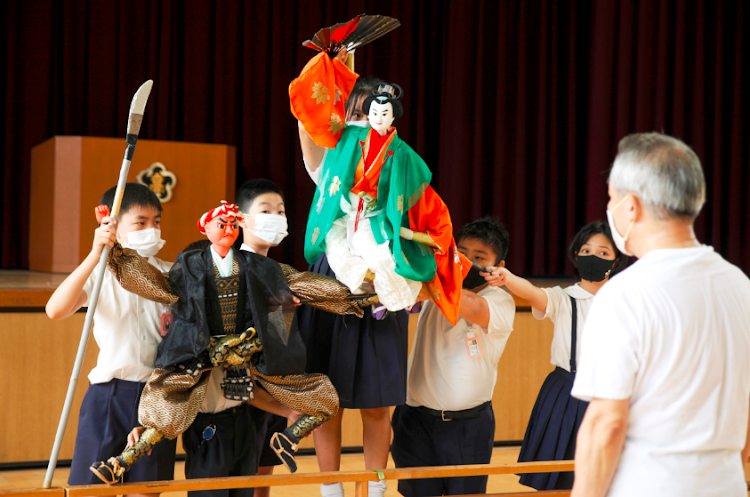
[532,283,594,372]
[83,256,172,384]
[406,285,516,412]
[572,246,750,497]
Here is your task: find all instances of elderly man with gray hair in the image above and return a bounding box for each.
[569,132,750,497]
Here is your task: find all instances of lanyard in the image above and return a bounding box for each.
[569,296,578,373]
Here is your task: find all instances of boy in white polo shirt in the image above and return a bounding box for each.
[391,216,515,497]
[46,183,177,487]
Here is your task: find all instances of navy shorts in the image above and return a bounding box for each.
[68,378,177,485]
[183,403,260,497]
[391,404,495,497]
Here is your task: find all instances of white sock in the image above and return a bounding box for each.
[368,480,387,497]
[320,482,344,497]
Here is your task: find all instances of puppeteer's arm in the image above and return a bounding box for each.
[458,289,490,329]
[46,216,117,319]
[298,122,326,173]
[248,388,303,422]
[485,267,548,315]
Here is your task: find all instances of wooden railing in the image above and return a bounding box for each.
[2,461,575,497]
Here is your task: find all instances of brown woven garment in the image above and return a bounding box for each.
[251,367,339,419]
[107,243,178,305]
[138,366,212,440]
[278,263,366,318]
[212,256,241,333]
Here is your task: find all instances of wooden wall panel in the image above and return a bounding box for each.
[29,136,236,273]
[0,313,94,464]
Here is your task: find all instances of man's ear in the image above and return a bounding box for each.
[630,195,643,222]
[497,260,506,268]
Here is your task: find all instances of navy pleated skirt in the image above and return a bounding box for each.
[296,254,409,409]
[518,366,589,490]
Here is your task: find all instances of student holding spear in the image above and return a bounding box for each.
[43,81,177,491]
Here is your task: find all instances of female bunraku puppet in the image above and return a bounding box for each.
[289,51,470,324]
[89,201,366,483]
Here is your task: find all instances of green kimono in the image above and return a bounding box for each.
[305,125,437,283]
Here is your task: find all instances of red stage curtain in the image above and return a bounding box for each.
[2,0,748,275]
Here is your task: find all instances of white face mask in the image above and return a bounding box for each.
[120,228,165,257]
[347,119,370,128]
[247,214,288,245]
[368,100,395,135]
[606,195,634,257]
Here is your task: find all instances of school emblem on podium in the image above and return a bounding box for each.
[136,162,177,203]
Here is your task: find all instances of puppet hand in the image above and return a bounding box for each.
[335,47,348,64]
[94,205,111,223]
[209,333,249,366]
[415,283,431,303]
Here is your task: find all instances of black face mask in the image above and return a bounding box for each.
[576,255,614,282]
[463,266,488,289]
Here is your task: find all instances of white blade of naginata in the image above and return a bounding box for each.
[127,79,153,135]
[130,79,153,115]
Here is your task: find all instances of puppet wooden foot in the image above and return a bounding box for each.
[270,430,299,473]
[89,428,165,485]
[89,457,126,485]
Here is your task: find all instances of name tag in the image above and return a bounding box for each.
[465,332,482,358]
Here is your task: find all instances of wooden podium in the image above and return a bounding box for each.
[29,136,236,272]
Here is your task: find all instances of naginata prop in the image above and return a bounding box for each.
[43,80,154,489]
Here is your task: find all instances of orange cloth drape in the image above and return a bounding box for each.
[288,52,359,149]
[409,186,471,325]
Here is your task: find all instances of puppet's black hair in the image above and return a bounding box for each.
[362,83,404,119]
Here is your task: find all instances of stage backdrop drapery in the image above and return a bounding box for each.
[2,0,748,275]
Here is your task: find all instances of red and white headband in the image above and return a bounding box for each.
[197,201,244,234]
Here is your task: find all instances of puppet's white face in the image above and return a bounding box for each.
[368,100,395,136]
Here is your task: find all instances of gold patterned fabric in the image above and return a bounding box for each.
[279,263,369,317]
[252,367,339,441]
[252,368,339,418]
[138,366,212,439]
[107,243,178,304]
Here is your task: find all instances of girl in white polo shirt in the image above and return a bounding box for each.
[486,221,627,490]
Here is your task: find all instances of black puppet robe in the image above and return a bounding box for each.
[155,246,307,376]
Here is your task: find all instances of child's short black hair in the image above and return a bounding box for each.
[235,178,284,213]
[568,221,628,274]
[100,182,162,215]
[456,216,510,264]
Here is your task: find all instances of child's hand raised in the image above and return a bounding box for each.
[90,216,117,258]
[482,267,513,287]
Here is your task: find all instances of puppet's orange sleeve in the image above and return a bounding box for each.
[289,53,359,149]
[408,186,471,325]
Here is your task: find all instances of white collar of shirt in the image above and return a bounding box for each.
[565,282,594,300]
[240,243,256,253]
[210,246,233,276]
